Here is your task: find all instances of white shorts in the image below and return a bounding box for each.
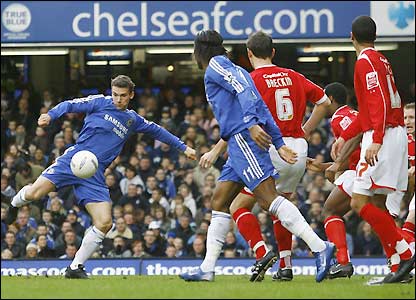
[386,191,404,217]
[353,126,408,196]
[269,137,308,194]
[334,170,355,198]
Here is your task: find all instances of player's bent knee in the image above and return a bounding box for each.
[94,219,113,234]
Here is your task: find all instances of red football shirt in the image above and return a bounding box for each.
[408,134,415,167]
[352,47,404,144]
[250,65,326,138]
[331,105,361,170]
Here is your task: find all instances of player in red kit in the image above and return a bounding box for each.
[199,31,332,282]
[331,16,414,284]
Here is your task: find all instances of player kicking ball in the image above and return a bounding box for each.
[6,75,196,279]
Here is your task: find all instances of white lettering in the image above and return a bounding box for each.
[190,11,209,35]
[72,13,91,37]
[150,12,166,36]
[141,2,147,36]
[94,3,114,37]
[211,1,227,33]
[274,9,297,35]
[117,12,138,37]
[253,10,273,35]
[168,11,189,36]
[300,9,333,34]
[224,10,244,35]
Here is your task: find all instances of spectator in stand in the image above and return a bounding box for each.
[177,183,197,218]
[48,196,67,227]
[192,163,220,191]
[119,165,145,196]
[66,209,85,238]
[149,187,170,216]
[354,221,383,256]
[155,168,176,200]
[143,176,158,199]
[15,210,37,244]
[148,221,167,252]
[182,170,201,202]
[168,214,195,246]
[1,175,16,204]
[33,126,49,154]
[30,223,55,249]
[54,229,81,257]
[307,129,329,160]
[137,155,154,183]
[152,205,172,234]
[1,230,25,258]
[123,212,140,240]
[132,240,151,258]
[143,229,166,257]
[107,236,132,258]
[15,162,44,191]
[25,243,38,259]
[1,248,13,259]
[41,210,60,239]
[105,173,123,205]
[106,217,133,240]
[189,235,206,258]
[55,221,82,251]
[119,184,145,209]
[36,234,55,258]
[59,243,78,260]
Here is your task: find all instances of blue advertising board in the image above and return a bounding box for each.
[1,1,414,44]
[1,257,392,277]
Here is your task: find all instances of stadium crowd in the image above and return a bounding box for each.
[0,77,414,261]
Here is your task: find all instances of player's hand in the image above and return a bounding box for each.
[277,145,298,164]
[184,147,197,161]
[365,143,381,166]
[331,137,345,161]
[408,166,415,177]
[199,150,219,169]
[249,125,272,150]
[38,113,51,127]
[306,158,322,172]
[325,163,340,183]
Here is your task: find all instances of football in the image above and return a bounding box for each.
[70,150,98,179]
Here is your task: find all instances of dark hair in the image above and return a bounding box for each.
[324,82,348,105]
[194,30,227,68]
[111,75,135,92]
[246,31,274,59]
[352,16,376,43]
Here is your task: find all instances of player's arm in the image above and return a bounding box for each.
[302,82,332,138]
[199,139,228,169]
[332,117,362,159]
[134,114,196,160]
[326,133,362,182]
[207,58,259,129]
[39,95,105,127]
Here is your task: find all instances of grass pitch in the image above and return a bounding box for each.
[1,275,414,299]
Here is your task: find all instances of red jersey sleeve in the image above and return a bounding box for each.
[340,116,362,141]
[355,58,386,144]
[299,73,326,104]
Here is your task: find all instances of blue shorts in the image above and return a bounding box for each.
[42,146,110,207]
[218,130,279,191]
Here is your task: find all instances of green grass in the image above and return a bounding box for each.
[1,275,414,299]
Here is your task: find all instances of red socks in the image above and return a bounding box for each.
[271,215,292,268]
[232,208,267,260]
[324,216,350,265]
[360,203,412,261]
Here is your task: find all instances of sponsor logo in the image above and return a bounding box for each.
[2,3,31,40]
[366,71,379,90]
[388,1,415,29]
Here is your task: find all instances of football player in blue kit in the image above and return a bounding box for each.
[179,30,335,283]
[7,75,196,278]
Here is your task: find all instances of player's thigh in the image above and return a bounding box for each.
[229,192,256,215]
[252,177,279,210]
[212,180,244,213]
[85,201,113,230]
[323,187,351,217]
[25,176,56,200]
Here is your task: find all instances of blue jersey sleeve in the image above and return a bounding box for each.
[47,94,106,121]
[260,101,285,150]
[134,114,186,152]
[207,57,259,128]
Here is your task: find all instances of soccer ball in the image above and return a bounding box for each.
[70,150,98,179]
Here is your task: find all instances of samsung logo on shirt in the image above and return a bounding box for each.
[104,114,128,134]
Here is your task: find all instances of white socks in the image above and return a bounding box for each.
[200,211,231,273]
[269,196,326,253]
[11,186,31,208]
[70,226,105,270]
